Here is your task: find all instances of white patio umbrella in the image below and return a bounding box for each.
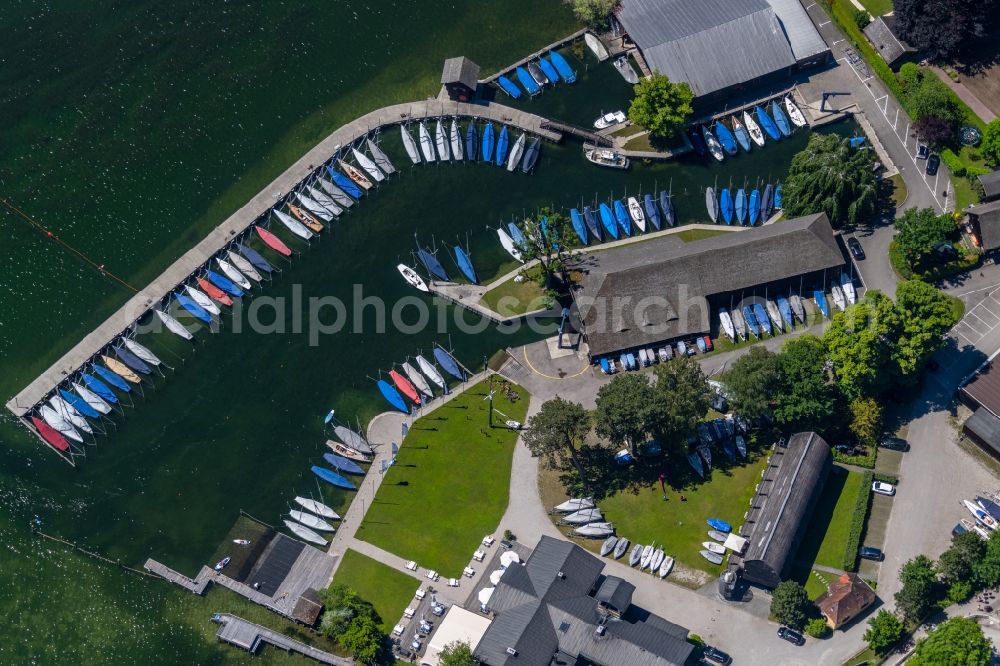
[500,551,521,568]
[478,587,495,605]
[489,569,505,585]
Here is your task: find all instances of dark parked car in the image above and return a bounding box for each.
[847,237,866,260]
[702,645,732,664]
[859,546,884,561]
[777,627,805,645]
[926,153,940,175]
[879,436,910,452]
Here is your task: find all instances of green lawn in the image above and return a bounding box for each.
[795,466,865,570]
[791,563,833,600]
[358,379,529,575]
[591,444,770,574]
[889,173,907,208]
[857,0,893,15]
[676,228,735,243]
[480,271,548,316]
[328,549,418,631]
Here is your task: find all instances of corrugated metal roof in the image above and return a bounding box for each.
[980,171,1000,201]
[961,360,1000,416]
[964,408,1000,455]
[616,0,797,96]
[766,0,830,61]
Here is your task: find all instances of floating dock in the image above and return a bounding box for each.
[213,613,348,665]
[7,99,563,453]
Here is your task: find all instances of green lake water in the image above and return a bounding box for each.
[0,2,853,663]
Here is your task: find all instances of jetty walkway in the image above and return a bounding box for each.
[213,613,348,665]
[7,99,563,447]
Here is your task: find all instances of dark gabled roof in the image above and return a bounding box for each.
[524,536,604,602]
[966,200,1000,250]
[979,171,1000,201]
[815,573,876,627]
[964,408,1000,456]
[489,564,540,614]
[615,0,800,96]
[961,356,1000,418]
[863,16,915,65]
[575,214,843,356]
[738,432,831,588]
[595,576,634,613]
[440,56,480,88]
[475,599,558,666]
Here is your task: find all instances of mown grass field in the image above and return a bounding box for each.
[328,549,418,631]
[795,466,866,570]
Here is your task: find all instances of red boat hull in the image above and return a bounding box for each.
[255,225,292,257]
[31,416,70,452]
[389,370,421,405]
[196,277,233,306]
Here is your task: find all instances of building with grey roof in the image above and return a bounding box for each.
[441,56,480,101]
[732,432,831,588]
[958,348,1000,458]
[572,213,845,359]
[863,15,917,69]
[979,170,1000,203]
[966,199,1000,254]
[614,0,829,99]
[474,535,693,666]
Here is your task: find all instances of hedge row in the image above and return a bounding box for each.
[833,446,877,469]
[889,239,982,282]
[843,470,874,571]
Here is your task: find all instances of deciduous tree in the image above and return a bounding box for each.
[937,531,984,586]
[523,397,591,477]
[627,73,694,139]
[893,207,956,270]
[339,615,384,664]
[895,280,963,379]
[849,397,882,445]
[782,133,878,228]
[721,346,779,422]
[983,119,1000,167]
[907,73,964,128]
[909,617,992,666]
[565,0,616,26]
[894,0,996,61]
[915,115,954,147]
[439,641,476,666]
[824,291,902,399]
[770,580,811,629]
[595,374,654,455]
[513,209,580,286]
[772,335,843,434]
[648,357,711,456]
[973,528,1000,587]
[894,555,938,622]
[864,609,904,654]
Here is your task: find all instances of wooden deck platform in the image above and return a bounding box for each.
[214,613,348,665]
[6,99,563,432]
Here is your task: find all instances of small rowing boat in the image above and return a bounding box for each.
[527,61,548,86]
[584,32,609,61]
[397,264,429,292]
[255,225,293,256]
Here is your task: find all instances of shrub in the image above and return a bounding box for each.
[503,529,516,541]
[687,634,706,648]
[941,148,966,176]
[946,580,973,605]
[771,581,812,629]
[833,445,877,468]
[865,609,905,654]
[873,472,899,485]
[843,471,874,571]
[806,617,832,638]
[852,8,871,28]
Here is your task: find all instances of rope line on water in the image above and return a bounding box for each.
[1,197,140,293]
[31,526,158,579]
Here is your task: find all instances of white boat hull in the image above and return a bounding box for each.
[295,193,333,222]
[156,309,194,340]
[719,310,735,340]
[185,286,221,315]
[40,405,83,443]
[417,355,446,390]
[743,110,765,147]
[124,339,163,366]
[227,252,263,283]
[627,197,646,232]
[397,264,429,292]
[284,519,328,546]
[274,210,314,240]
[497,228,524,262]
[401,125,421,164]
[450,119,463,161]
[435,120,450,161]
[785,96,807,127]
[584,32,609,61]
[217,259,251,290]
[294,496,340,520]
[352,147,385,182]
[366,137,396,174]
[49,396,92,433]
[402,362,434,398]
[290,510,335,532]
[306,186,343,216]
[73,383,112,414]
[506,133,526,172]
[418,122,436,162]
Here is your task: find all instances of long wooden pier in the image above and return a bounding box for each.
[479,28,590,84]
[6,99,563,433]
[541,119,613,147]
[214,613,348,665]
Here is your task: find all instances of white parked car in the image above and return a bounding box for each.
[872,481,895,496]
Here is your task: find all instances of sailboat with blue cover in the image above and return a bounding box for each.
[777,296,794,328]
[755,106,780,141]
[93,364,131,393]
[433,346,465,381]
[454,245,478,283]
[326,166,364,198]
[599,203,619,239]
[583,207,602,240]
[741,306,760,338]
[417,246,449,282]
[507,223,527,246]
[206,270,243,298]
[496,75,522,99]
[82,373,119,404]
[175,292,213,324]
[322,452,365,475]
[814,290,831,318]
[465,122,478,161]
[719,189,734,224]
[377,379,409,413]
[570,209,588,245]
[735,188,747,225]
[749,189,761,225]
[481,123,495,163]
[770,100,791,137]
[311,465,357,490]
[613,200,632,236]
[753,303,772,336]
[495,126,510,166]
[714,122,737,155]
[644,194,662,230]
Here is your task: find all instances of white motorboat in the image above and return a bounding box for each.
[401,125,421,164]
[123,339,163,366]
[48,396,92,433]
[765,300,784,332]
[613,537,630,559]
[352,147,385,182]
[593,110,627,130]
[702,542,726,555]
[613,55,639,84]
[39,405,83,443]
[418,122,436,162]
[397,264,429,292]
[366,137,396,174]
[600,536,618,557]
[584,32,609,61]
[294,192,334,221]
[553,498,595,513]
[506,132,526,172]
[216,258,251,290]
[627,196,646,232]
[658,556,674,578]
[402,362,434,399]
[73,382,112,414]
[290,510,336,532]
[562,508,603,525]
[284,519,328,546]
[450,119,464,161]
[155,309,194,340]
[416,355,446,391]
[785,95,807,127]
[743,110,765,147]
[584,147,629,169]
[274,209,315,240]
[841,273,857,304]
[639,544,654,569]
[227,251,263,283]
[831,285,847,311]
[294,496,340,520]
[573,522,614,538]
[497,228,524,263]
[185,286,221,316]
[317,178,355,208]
[964,500,998,530]
[306,186,343,216]
[435,119,450,161]
[649,548,664,572]
[719,309,736,340]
